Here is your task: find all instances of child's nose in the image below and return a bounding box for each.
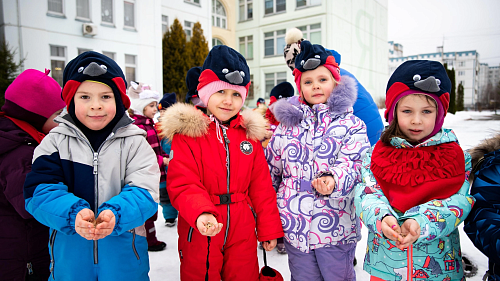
[91,100,102,110]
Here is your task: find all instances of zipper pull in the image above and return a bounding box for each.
[222,127,230,144]
[27,262,33,275]
[93,152,98,174]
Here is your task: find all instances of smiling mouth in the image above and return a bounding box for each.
[409,129,422,134]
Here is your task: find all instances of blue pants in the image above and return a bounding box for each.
[159,186,178,220]
[285,240,356,281]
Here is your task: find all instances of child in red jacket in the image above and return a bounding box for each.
[160,45,283,280]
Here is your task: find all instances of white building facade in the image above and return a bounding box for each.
[0,0,168,90]
[389,50,480,110]
[236,0,388,105]
[161,0,211,45]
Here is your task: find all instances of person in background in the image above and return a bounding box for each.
[156,92,178,227]
[354,60,474,281]
[266,40,370,280]
[284,27,384,146]
[465,133,500,281]
[23,51,159,281]
[0,68,66,281]
[127,82,168,252]
[161,45,283,280]
[184,66,207,115]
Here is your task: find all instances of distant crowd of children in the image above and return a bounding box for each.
[2,26,500,281]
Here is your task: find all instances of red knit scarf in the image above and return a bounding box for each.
[370,140,465,213]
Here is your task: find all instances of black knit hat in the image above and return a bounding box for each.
[270,82,294,100]
[159,92,177,110]
[185,66,202,103]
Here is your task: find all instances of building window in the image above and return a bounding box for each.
[50,45,66,86]
[125,54,136,84]
[265,72,287,97]
[124,1,135,28]
[48,0,64,15]
[297,23,321,44]
[239,36,253,60]
[101,0,113,24]
[162,15,169,34]
[264,29,286,56]
[459,61,466,67]
[103,51,115,60]
[265,0,286,15]
[248,74,254,100]
[212,0,227,29]
[296,0,321,8]
[212,38,224,46]
[76,0,90,20]
[78,48,92,55]
[185,21,193,41]
[239,0,253,21]
[458,71,465,76]
[185,0,200,4]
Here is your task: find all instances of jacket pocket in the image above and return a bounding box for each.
[129,229,140,260]
[49,229,57,280]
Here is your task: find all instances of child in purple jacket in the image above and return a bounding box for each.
[265,41,370,280]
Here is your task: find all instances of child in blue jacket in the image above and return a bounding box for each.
[465,133,500,280]
[23,51,160,281]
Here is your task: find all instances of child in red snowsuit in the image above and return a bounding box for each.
[161,45,284,280]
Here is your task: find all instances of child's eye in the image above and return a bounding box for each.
[233,92,241,97]
[304,81,311,85]
[423,110,433,114]
[102,95,113,99]
[217,90,225,94]
[80,95,90,99]
[402,109,411,114]
[320,78,327,82]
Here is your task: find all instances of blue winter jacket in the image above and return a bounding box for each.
[326,49,384,145]
[23,111,160,281]
[465,135,500,280]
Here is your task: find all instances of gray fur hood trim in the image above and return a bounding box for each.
[159,103,269,141]
[469,133,500,168]
[274,75,357,127]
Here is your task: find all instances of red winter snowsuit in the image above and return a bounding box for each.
[162,103,284,281]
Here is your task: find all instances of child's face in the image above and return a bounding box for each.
[396,94,437,143]
[74,81,116,131]
[143,101,158,119]
[41,108,64,134]
[300,66,336,105]
[207,89,243,122]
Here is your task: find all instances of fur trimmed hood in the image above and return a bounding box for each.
[159,103,269,142]
[469,133,500,169]
[273,75,357,127]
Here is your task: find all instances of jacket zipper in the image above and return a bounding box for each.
[93,151,99,264]
[129,229,140,260]
[187,227,194,242]
[49,229,57,280]
[221,126,230,251]
[27,262,33,275]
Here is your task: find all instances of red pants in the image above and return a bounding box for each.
[145,211,159,246]
[177,203,259,280]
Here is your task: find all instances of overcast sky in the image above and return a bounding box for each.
[388,0,500,66]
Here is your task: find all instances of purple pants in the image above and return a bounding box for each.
[285,240,356,281]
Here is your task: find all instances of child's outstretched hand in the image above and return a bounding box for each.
[262,239,277,251]
[163,157,169,166]
[397,219,420,250]
[196,212,223,237]
[312,175,335,195]
[381,215,403,243]
[94,210,116,240]
[75,208,96,240]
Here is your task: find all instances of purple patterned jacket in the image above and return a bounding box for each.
[264,75,370,253]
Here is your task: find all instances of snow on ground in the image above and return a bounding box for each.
[150,110,500,281]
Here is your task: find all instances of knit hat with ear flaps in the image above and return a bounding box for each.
[270,81,294,103]
[197,45,250,107]
[127,82,161,116]
[284,27,304,72]
[2,69,66,132]
[385,60,451,142]
[293,40,341,95]
[62,51,130,109]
